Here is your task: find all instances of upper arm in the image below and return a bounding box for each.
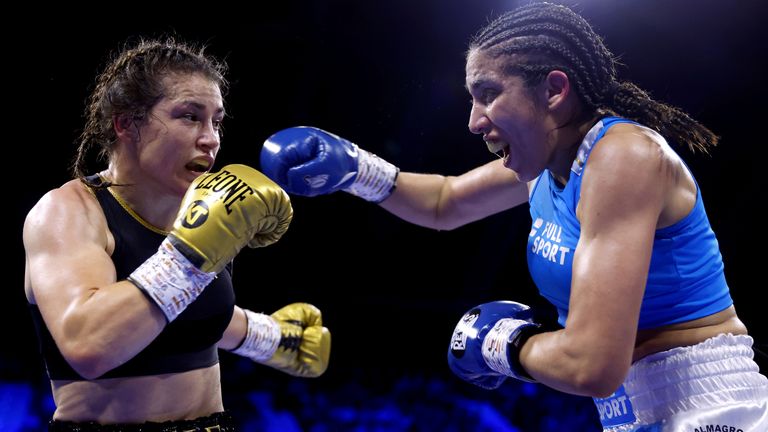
[565,130,667,382]
[24,184,116,341]
[381,159,529,230]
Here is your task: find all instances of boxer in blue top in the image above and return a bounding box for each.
[259,2,767,430]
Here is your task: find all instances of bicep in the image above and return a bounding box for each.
[565,137,666,372]
[24,189,116,338]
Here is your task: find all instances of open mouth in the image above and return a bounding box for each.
[485,140,509,161]
[185,157,212,174]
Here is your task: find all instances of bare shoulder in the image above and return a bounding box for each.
[584,122,688,194]
[589,122,672,174]
[577,123,672,226]
[587,122,695,225]
[23,179,107,250]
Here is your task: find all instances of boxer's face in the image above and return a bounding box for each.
[134,73,225,196]
[465,49,551,182]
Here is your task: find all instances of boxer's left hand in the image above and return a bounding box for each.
[447,300,541,389]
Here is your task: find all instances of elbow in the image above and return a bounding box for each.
[430,185,467,231]
[60,342,113,380]
[431,220,462,231]
[553,330,633,397]
[576,376,625,399]
[571,365,627,398]
[431,204,465,231]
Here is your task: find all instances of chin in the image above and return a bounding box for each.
[173,177,194,194]
[181,170,204,184]
[503,160,527,180]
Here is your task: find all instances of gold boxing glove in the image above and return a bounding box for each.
[170,164,293,273]
[232,303,331,378]
[129,164,293,322]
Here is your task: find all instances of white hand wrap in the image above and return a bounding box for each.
[482,318,539,382]
[345,145,399,203]
[128,238,216,322]
[231,308,281,362]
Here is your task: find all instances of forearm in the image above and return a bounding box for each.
[380,160,528,230]
[520,329,628,397]
[59,280,166,378]
[379,172,452,229]
[261,130,525,229]
[218,306,247,351]
[447,301,625,396]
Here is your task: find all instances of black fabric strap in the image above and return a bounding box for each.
[508,324,542,382]
[49,411,237,431]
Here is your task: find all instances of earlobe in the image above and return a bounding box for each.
[545,70,570,109]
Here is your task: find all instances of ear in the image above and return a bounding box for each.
[113,114,137,142]
[544,70,571,110]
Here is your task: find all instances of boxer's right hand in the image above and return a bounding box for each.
[129,164,293,321]
[261,126,398,202]
[169,164,293,267]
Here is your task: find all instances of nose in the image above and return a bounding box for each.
[197,120,221,152]
[468,104,490,135]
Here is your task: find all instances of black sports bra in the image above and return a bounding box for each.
[28,176,235,379]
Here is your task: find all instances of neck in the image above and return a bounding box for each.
[548,112,601,185]
[103,166,182,231]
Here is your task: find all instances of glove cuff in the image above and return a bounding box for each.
[482,318,540,383]
[345,146,399,203]
[231,309,281,361]
[128,238,216,322]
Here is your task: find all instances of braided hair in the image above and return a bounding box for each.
[469,2,717,153]
[71,37,229,179]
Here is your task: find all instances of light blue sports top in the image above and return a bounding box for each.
[526,116,732,329]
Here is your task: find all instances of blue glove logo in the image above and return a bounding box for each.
[450,308,481,358]
[303,174,329,188]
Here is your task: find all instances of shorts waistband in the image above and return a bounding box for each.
[624,334,768,424]
[49,411,237,432]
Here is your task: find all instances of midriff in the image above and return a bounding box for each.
[633,306,747,362]
[51,364,223,424]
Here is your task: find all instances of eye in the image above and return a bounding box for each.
[212,119,223,131]
[468,88,499,107]
[481,89,499,104]
[182,113,198,122]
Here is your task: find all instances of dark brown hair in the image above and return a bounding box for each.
[72,37,229,179]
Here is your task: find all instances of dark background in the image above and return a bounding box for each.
[5,0,765,430]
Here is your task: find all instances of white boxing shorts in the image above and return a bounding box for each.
[595,333,768,432]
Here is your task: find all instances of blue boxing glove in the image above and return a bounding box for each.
[448,301,542,390]
[261,126,399,202]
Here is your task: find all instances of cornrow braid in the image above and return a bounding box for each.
[469,2,717,153]
[72,37,229,180]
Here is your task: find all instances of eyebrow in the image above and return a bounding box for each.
[465,78,492,93]
[180,100,226,117]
